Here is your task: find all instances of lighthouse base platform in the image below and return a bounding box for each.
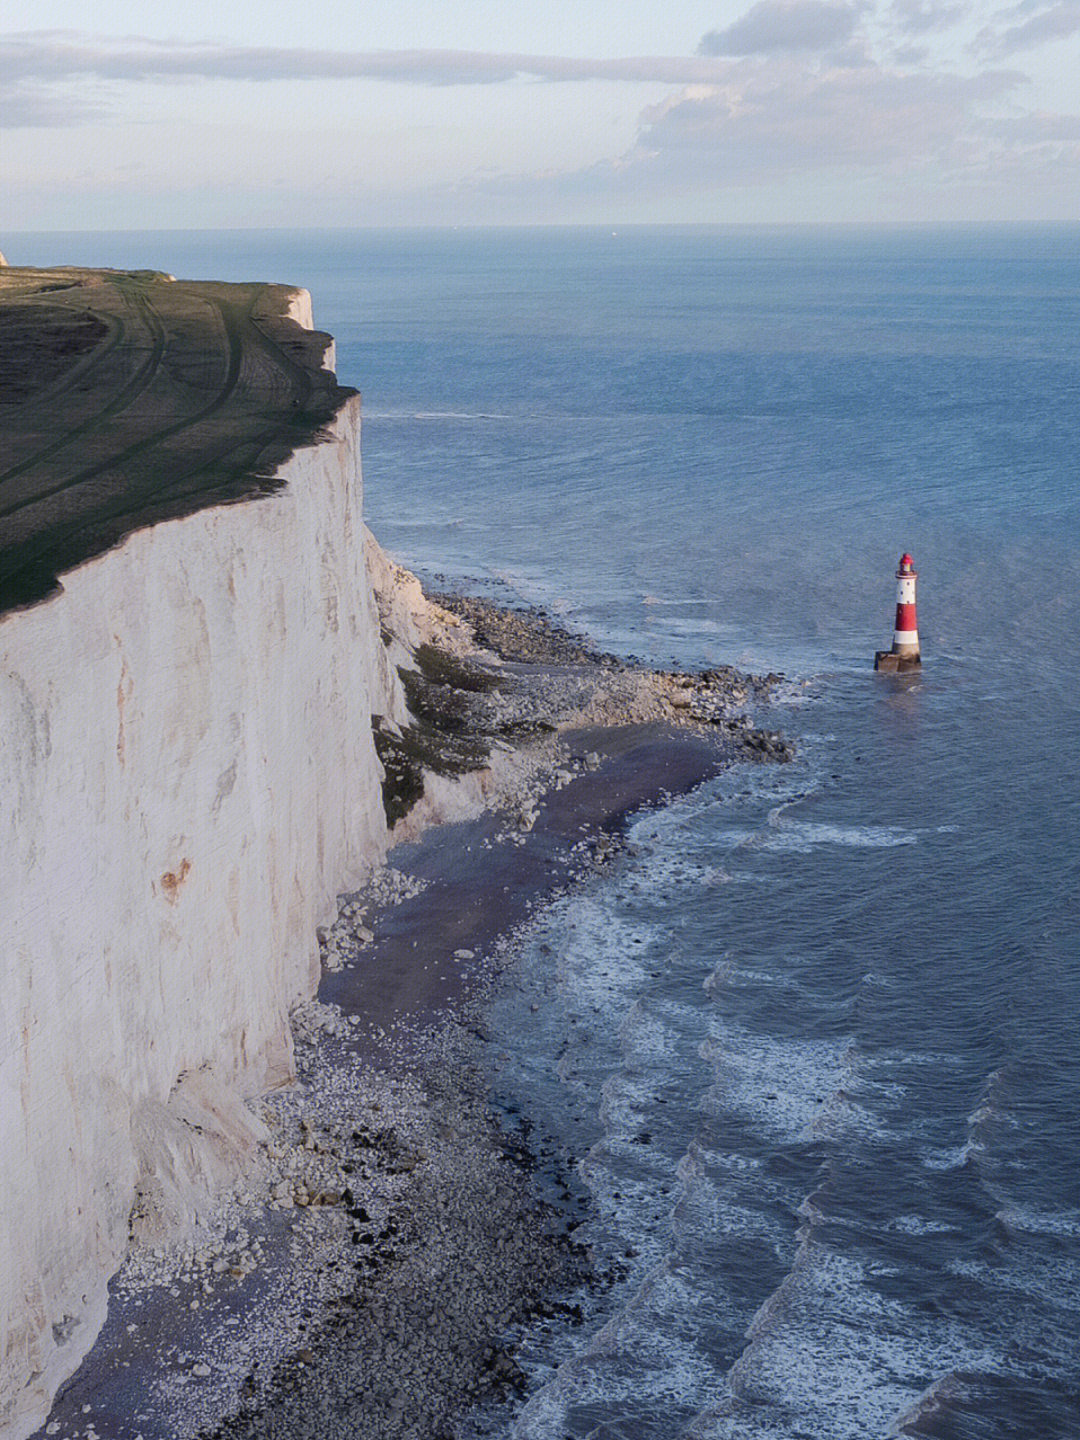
[874,650,922,673]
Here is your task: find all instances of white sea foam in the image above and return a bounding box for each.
[699,1028,858,1143]
[617,1004,681,1075]
[996,1205,1080,1239]
[674,1185,789,1260]
[482,697,1068,1440]
[921,1141,981,1171]
[546,894,656,1003]
[758,808,919,852]
[628,765,817,853]
[506,1248,757,1439]
[958,1253,1080,1335]
[885,1213,959,1235]
[693,1239,1001,1440]
[413,409,511,419]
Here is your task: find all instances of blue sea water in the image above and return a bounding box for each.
[14,226,1080,1436]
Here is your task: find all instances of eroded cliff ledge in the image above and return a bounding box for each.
[0,270,404,1439]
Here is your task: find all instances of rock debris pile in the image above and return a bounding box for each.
[375,592,794,829]
[200,1029,587,1440]
[93,982,587,1440]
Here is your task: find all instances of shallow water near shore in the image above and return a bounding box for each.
[17,225,1080,1437]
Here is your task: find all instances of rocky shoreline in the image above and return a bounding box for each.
[30,593,793,1440]
[199,1039,590,1440]
[371,591,793,823]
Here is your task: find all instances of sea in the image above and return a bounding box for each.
[15,226,1080,1438]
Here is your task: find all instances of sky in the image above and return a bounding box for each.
[3,0,1080,228]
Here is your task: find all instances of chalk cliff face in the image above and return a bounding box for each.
[0,392,408,1438]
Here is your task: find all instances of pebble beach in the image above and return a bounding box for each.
[29,597,790,1440]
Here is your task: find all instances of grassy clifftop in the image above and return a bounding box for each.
[0,266,356,614]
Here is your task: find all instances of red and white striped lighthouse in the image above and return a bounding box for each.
[874,552,922,672]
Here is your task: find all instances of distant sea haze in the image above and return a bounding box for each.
[20,224,1080,1436]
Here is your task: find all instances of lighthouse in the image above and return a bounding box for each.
[874,552,922,672]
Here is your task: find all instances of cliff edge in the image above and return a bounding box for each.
[0,266,351,614]
[0,272,405,1439]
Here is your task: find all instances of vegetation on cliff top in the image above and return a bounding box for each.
[0,266,354,614]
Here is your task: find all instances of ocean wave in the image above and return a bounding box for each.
[888,1371,972,1437]
[965,1065,1016,1130]
[365,408,515,420]
[691,1237,1001,1440]
[920,1141,983,1172]
[758,808,920,852]
[504,1252,744,1439]
[699,1028,859,1143]
[996,1209,1080,1244]
[628,766,819,852]
[884,1213,960,1235]
[995,1205,1080,1240]
[950,1251,1080,1322]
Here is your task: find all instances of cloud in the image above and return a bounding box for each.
[888,0,970,34]
[632,63,1021,178]
[699,1,863,56]
[0,30,727,97]
[0,79,99,126]
[974,0,1080,55]
[5,22,1078,222]
[458,54,1029,211]
[992,108,1080,140]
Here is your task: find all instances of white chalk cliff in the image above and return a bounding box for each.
[0,340,414,1435]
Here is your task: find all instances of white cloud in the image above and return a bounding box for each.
[0,78,99,125]
[974,0,1080,54]
[0,30,726,99]
[451,53,1034,213]
[4,15,1080,223]
[887,0,970,35]
[632,62,1021,178]
[699,1,864,55]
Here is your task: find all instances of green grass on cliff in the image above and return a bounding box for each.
[0,266,356,615]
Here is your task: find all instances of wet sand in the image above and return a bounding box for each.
[324,722,735,1066]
